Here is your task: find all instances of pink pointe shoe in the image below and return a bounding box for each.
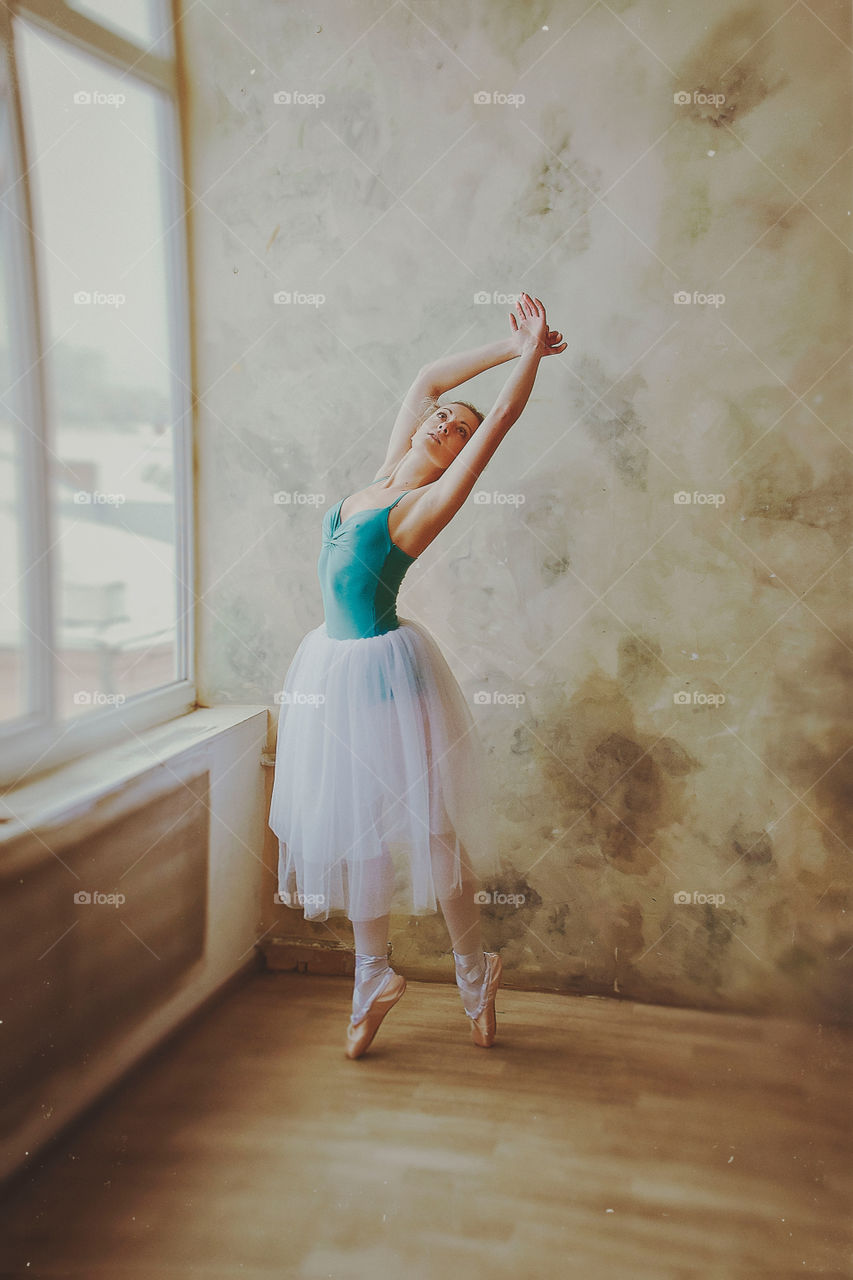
[468,952,503,1048]
[345,971,407,1059]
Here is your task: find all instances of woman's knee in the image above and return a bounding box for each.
[435,866,479,904]
[428,830,483,901]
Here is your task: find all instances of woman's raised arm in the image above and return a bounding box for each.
[376,336,519,478]
[376,295,565,479]
[420,298,565,395]
[375,373,438,479]
[405,295,556,537]
[419,336,519,397]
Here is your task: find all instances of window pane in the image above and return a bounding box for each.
[0,214,28,724]
[15,18,181,720]
[65,0,164,49]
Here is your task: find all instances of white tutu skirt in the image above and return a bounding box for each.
[269,616,499,921]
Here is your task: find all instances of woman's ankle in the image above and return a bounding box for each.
[351,952,393,1025]
[453,948,488,1018]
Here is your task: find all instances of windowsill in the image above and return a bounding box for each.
[0,704,269,866]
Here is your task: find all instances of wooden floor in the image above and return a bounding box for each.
[1,970,851,1279]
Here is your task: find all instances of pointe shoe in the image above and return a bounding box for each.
[468,952,502,1048]
[345,971,407,1060]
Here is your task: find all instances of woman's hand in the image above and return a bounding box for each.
[509,292,567,356]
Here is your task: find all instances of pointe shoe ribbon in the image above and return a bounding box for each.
[469,952,502,1048]
[345,971,407,1059]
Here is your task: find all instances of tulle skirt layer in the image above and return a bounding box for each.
[268,616,498,921]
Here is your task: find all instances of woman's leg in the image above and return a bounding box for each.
[349,912,393,1026]
[430,831,483,951]
[352,913,391,956]
[437,879,483,954]
[348,835,395,1026]
[430,832,491,1017]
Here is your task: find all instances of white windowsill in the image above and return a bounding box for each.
[0,704,270,867]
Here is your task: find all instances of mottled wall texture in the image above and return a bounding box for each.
[185,0,852,1022]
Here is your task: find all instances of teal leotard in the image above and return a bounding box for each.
[318,478,417,640]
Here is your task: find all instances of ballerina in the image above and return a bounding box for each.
[268,292,566,1057]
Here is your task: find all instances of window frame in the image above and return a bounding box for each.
[0,0,196,789]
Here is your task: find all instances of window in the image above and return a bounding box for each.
[0,0,193,786]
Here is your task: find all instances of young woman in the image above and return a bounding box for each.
[268,293,565,1058]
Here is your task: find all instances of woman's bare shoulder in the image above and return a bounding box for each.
[387,483,447,559]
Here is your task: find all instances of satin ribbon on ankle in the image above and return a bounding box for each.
[351,952,393,1026]
[453,948,488,1019]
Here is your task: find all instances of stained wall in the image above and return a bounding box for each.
[185,0,852,1021]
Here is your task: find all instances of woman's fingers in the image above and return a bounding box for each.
[509,292,564,352]
[514,291,550,323]
[521,292,544,316]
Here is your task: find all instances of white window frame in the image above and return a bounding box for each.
[0,0,195,788]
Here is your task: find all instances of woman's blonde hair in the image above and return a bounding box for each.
[436,398,485,428]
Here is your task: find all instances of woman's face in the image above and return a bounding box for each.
[415,403,480,465]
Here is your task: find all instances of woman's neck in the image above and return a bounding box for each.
[384,455,444,490]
